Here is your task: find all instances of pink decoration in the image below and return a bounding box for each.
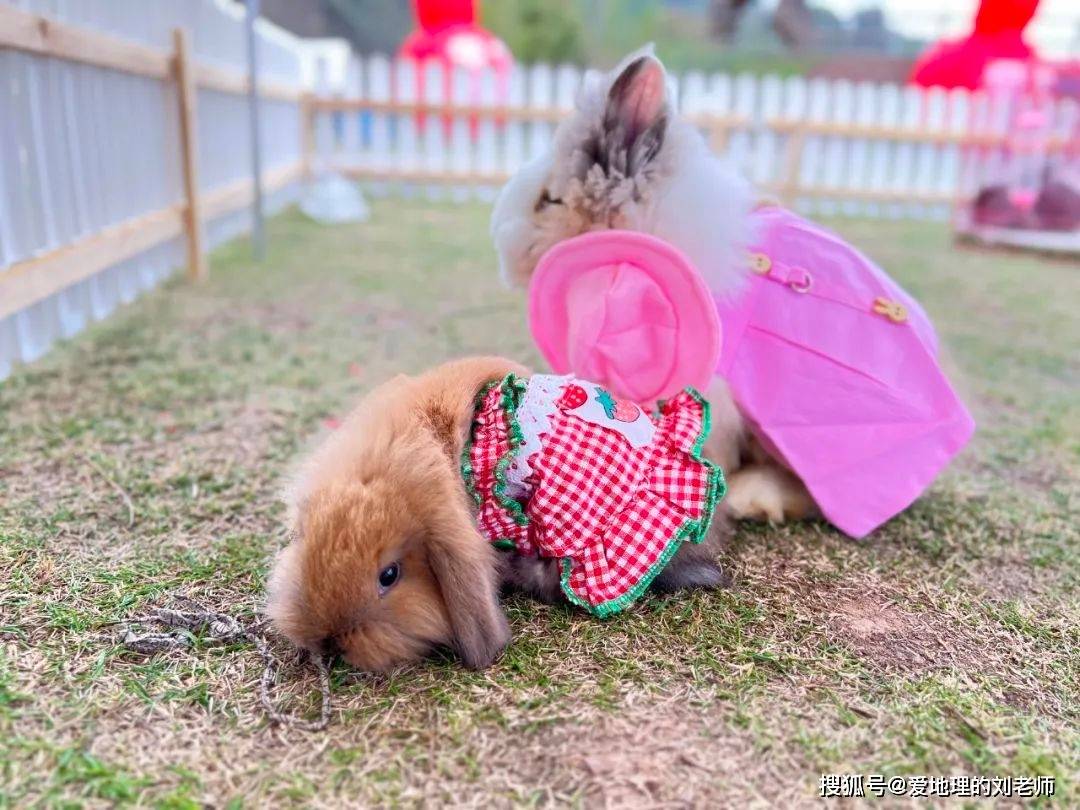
[529,230,723,409]
[909,0,1039,90]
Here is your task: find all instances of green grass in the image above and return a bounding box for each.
[0,199,1076,806]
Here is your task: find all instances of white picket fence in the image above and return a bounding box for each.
[0,0,315,380]
[307,54,1080,220]
[3,11,1078,381]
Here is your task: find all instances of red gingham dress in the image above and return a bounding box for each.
[462,374,725,617]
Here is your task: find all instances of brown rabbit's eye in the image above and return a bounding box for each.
[378,562,401,592]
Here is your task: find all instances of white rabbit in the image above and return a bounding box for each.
[491,46,815,523]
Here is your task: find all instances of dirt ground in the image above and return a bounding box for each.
[1,199,1076,808]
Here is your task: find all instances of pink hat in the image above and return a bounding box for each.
[529,230,721,406]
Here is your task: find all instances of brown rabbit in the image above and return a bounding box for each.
[266,357,729,672]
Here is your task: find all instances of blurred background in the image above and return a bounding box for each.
[262,0,1079,79]
[1,0,1077,378]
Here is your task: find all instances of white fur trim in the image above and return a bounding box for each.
[649,126,756,297]
[491,152,553,288]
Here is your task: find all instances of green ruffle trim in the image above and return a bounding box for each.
[460,380,500,509]
[557,386,727,618]
[460,374,530,548]
[684,386,727,545]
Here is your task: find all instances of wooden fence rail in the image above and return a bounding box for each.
[0,3,305,322]
[0,5,302,100]
[3,4,1077,377]
[302,53,1079,220]
[306,95,1073,149]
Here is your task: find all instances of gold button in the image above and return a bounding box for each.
[872,297,908,323]
[749,252,771,274]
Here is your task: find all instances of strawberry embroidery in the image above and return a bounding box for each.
[596,388,640,423]
[557,383,588,411]
[613,400,640,422]
[466,375,722,616]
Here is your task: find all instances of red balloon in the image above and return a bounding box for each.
[413,0,476,31]
[398,0,514,137]
[973,0,1039,35]
[909,0,1040,89]
[399,0,511,74]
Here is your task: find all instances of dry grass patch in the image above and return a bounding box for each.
[1,201,1076,807]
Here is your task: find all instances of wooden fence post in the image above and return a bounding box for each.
[172,27,207,281]
[708,119,730,156]
[779,127,806,205]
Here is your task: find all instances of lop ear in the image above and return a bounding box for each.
[425,488,511,669]
[265,541,311,648]
[408,357,528,667]
[603,50,669,168]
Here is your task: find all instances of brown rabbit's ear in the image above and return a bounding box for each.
[425,491,510,669]
[604,51,668,166]
[265,541,311,648]
[411,358,526,667]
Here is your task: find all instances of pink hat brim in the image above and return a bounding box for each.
[528,230,721,405]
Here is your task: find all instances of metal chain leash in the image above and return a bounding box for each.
[117,600,332,731]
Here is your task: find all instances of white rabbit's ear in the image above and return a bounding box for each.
[604,46,668,146]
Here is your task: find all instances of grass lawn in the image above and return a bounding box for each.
[1,198,1076,807]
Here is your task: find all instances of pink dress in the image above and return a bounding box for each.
[716,207,975,537]
[464,374,723,616]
